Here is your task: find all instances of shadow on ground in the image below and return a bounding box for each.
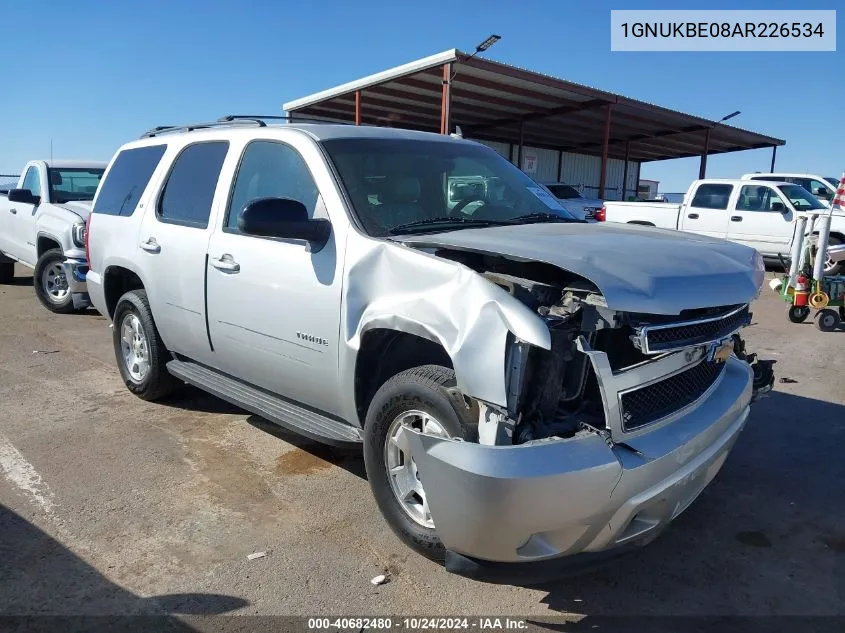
[0,504,248,628]
[523,390,845,622]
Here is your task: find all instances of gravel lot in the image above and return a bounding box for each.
[1,263,843,624]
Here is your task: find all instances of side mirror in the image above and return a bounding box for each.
[815,188,831,199]
[8,188,39,205]
[238,197,331,248]
[770,201,786,213]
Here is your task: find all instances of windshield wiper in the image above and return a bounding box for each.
[510,212,579,224]
[388,216,513,235]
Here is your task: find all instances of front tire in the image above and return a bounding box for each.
[817,235,843,276]
[363,365,477,563]
[112,289,179,401]
[33,249,75,313]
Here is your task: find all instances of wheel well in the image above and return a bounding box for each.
[627,220,655,226]
[355,329,453,424]
[36,236,61,257]
[104,267,144,319]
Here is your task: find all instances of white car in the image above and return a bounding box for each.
[542,183,603,221]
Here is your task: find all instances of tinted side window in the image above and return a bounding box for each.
[22,167,42,198]
[227,141,318,230]
[750,176,784,183]
[93,145,167,216]
[690,184,732,210]
[157,142,229,228]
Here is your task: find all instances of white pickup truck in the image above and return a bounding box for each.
[0,160,106,311]
[600,178,844,275]
[741,173,840,206]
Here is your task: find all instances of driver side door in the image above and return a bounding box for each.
[727,184,793,256]
[7,166,42,265]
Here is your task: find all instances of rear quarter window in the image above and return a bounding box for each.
[690,184,732,210]
[93,145,167,216]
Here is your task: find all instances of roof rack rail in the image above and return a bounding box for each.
[140,114,352,138]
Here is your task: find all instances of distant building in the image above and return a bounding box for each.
[638,179,660,200]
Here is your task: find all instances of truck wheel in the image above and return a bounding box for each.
[112,289,179,401]
[0,261,13,283]
[788,305,810,323]
[33,249,75,313]
[363,365,477,563]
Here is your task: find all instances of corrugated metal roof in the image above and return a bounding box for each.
[283,49,784,163]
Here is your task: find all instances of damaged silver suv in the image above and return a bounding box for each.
[85,117,773,580]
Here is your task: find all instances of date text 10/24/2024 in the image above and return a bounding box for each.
[307,617,529,630]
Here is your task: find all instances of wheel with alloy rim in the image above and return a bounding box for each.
[120,313,151,383]
[33,248,74,313]
[363,365,477,562]
[384,409,450,529]
[112,289,179,401]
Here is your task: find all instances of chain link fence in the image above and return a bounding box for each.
[1,174,19,192]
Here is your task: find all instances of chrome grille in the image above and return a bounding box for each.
[620,360,725,431]
[638,305,750,353]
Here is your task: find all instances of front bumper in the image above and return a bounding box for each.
[406,356,752,567]
[61,258,91,309]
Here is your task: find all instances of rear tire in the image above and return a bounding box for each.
[33,249,75,313]
[363,365,477,563]
[818,235,843,276]
[0,261,13,283]
[112,289,180,401]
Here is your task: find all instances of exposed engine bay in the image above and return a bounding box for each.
[434,248,775,447]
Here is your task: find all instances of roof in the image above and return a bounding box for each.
[283,49,785,163]
[129,121,466,148]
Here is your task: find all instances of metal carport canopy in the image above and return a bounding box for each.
[283,49,784,181]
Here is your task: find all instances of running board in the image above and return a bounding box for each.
[166,359,363,447]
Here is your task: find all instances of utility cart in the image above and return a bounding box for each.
[772,173,845,331]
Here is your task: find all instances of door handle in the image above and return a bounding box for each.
[140,237,161,253]
[9,208,16,214]
[730,216,743,222]
[687,213,699,219]
[210,254,240,273]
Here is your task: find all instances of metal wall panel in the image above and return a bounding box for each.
[559,152,639,200]
[520,146,560,183]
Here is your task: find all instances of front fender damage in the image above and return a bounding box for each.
[341,238,551,412]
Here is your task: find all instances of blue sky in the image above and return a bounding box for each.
[1,0,841,191]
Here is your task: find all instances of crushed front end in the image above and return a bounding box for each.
[403,252,773,576]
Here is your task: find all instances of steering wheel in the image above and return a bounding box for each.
[451,196,486,216]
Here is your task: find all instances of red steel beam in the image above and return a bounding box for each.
[441,63,452,135]
[599,104,613,199]
[355,90,361,126]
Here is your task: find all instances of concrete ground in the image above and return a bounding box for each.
[1,263,843,622]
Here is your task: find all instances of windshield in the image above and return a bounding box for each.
[321,138,578,236]
[825,177,840,188]
[545,184,582,200]
[48,168,104,203]
[778,184,825,211]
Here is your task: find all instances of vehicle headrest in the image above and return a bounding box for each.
[49,171,63,185]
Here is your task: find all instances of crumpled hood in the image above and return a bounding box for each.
[399,222,764,315]
[55,200,93,221]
